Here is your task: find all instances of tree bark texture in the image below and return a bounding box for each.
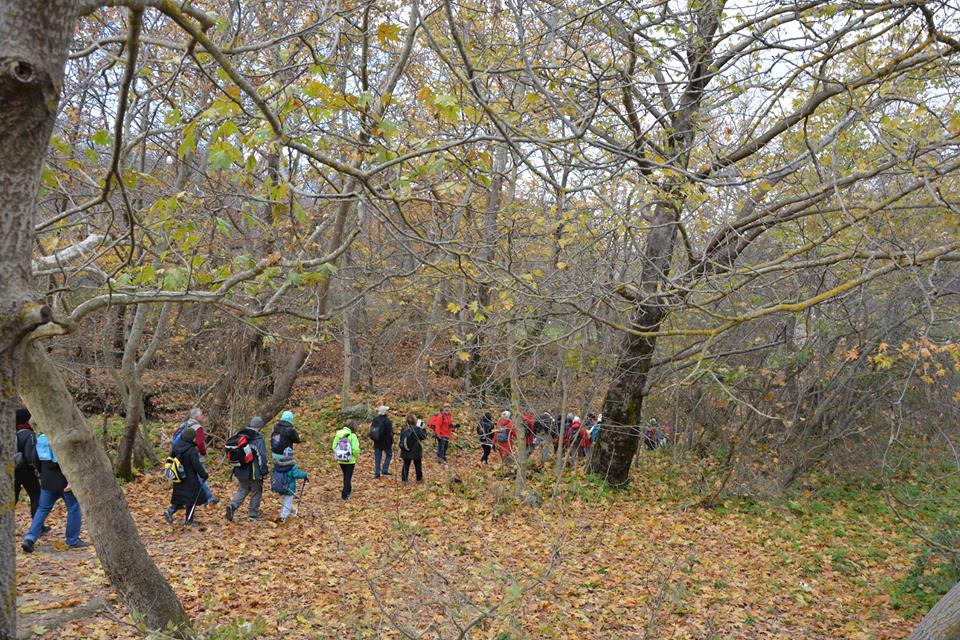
[0,1,77,636]
[19,344,192,636]
[909,580,960,640]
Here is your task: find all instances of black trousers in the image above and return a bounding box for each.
[339,463,355,499]
[480,444,492,463]
[401,458,423,482]
[15,467,40,517]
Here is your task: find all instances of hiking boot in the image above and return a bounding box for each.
[373,474,380,479]
[40,526,52,536]
[225,504,235,522]
[206,497,220,506]
[382,471,392,476]
[68,540,91,549]
[21,538,34,554]
[164,507,174,524]
[248,514,263,521]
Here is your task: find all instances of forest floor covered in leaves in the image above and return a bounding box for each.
[15,399,936,639]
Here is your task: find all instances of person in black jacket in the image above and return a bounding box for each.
[22,434,89,552]
[477,412,494,463]
[164,428,209,526]
[398,414,427,482]
[14,408,41,519]
[370,405,394,478]
[226,416,269,522]
[269,409,301,461]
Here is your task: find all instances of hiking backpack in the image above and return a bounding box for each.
[171,421,189,447]
[399,428,413,452]
[496,427,510,443]
[270,426,286,455]
[271,465,293,495]
[225,433,255,466]
[163,455,185,483]
[368,421,382,442]
[334,435,353,462]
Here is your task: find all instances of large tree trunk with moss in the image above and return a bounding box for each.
[909,581,960,640]
[0,2,78,635]
[19,344,191,635]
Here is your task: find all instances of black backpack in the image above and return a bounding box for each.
[225,433,255,466]
[369,421,382,442]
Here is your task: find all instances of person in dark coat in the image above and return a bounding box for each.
[476,412,494,463]
[398,414,427,482]
[14,408,41,519]
[370,405,394,478]
[164,427,209,525]
[21,434,89,552]
[270,410,301,460]
[226,416,269,522]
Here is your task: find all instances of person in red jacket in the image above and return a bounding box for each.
[521,411,535,455]
[563,416,590,458]
[494,411,517,466]
[427,403,455,464]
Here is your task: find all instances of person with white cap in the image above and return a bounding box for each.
[369,405,394,478]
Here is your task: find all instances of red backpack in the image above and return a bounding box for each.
[225,433,254,466]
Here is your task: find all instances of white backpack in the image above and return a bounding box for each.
[334,436,352,462]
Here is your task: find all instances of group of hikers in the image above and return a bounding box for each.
[476,410,604,465]
[13,402,672,541]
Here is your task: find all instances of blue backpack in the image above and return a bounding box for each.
[271,462,294,495]
[35,434,57,463]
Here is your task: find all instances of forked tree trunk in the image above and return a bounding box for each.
[0,2,79,635]
[19,344,191,636]
[909,580,960,640]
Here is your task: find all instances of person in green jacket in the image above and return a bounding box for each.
[331,420,361,500]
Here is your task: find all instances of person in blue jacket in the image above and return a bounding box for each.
[226,416,269,522]
[271,447,309,522]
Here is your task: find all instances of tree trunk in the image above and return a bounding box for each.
[909,580,960,640]
[19,344,191,636]
[114,378,143,479]
[0,2,78,635]
[253,340,308,424]
[589,195,682,486]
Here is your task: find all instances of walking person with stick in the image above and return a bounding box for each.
[164,427,210,527]
[271,447,308,523]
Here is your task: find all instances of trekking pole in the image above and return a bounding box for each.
[185,486,204,524]
[293,478,307,517]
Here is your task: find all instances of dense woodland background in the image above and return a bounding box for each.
[1,0,959,637]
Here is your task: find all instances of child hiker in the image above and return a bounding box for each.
[271,447,308,522]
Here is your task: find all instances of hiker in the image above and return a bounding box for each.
[271,447,308,522]
[173,408,217,505]
[427,403,455,464]
[369,405,394,478]
[583,414,599,455]
[522,411,535,455]
[225,416,268,522]
[21,433,89,552]
[533,412,555,463]
[494,411,517,465]
[563,415,590,457]
[164,427,209,526]
[477,411,494,464]
[270,410,301,460]
[14,408,40,519]
[332,419,361,500]
[398,415,428,482]
[644,418,659,451]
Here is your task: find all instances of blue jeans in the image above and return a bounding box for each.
[200,476,213,502]
[25,489,81,546]
[374,448,393,476]
[437,437,450,461]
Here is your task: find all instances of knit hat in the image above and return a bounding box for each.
[15,408,31,424]
[378,405,389,415]
[280,410,294,425]
[248,416,265,430]
[181,427,196,442]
